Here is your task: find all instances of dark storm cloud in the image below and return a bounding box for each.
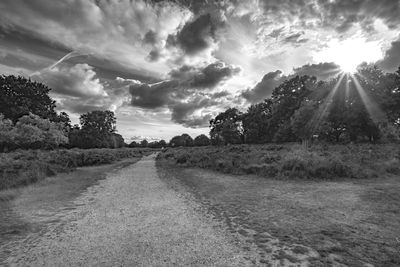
[169,62,240,88]
[241,70,284,103]
[143,30,157,45]
[147,49,161,62]
[378,38,400,72]
[128,61,239,126]
[129,81,177,109]
[168,13,222,55]
[292,62,340,81]
[170,97,217,127]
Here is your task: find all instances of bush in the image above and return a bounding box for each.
[157,143,399,180]
[0,148,153,190]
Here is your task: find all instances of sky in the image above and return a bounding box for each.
[1,0,400,142]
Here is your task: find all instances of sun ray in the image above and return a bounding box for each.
[350,73,386,124]
[308,72,345,133]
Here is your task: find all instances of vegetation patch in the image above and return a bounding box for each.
[0,148,153,190]
[157,143,400,179]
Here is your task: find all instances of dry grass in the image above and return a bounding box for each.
[0,148,154,190]
[158,143,400,180]
[157,152,400,266]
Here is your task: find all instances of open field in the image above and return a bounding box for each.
[158,143,400,179]
[0,148,154,190]
[157,144,400,266]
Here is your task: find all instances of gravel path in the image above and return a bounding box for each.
[5,154,248,266]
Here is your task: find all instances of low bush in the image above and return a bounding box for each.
[157,143,400,180]
[0,148,153,190]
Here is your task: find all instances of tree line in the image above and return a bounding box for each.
[209,65,400,145]
[0,75,123,151]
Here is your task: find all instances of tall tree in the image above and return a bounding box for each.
[0,75,57,122]
[209,108,243,145]
[242,99,274,143]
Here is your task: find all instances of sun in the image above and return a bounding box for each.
[314,38,383,73]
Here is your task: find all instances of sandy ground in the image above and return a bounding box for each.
[157,159,400,266]
[2,154,249,266]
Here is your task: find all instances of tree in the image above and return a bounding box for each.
[193,134,211,146]
[158,139,167,147]
[80,110,116,135]
[209,108,243,145]
[69,110,124,148]
[290,100,319,142]
[169,135,185,147]
[181,134,193,146]
[0,113,68,151]
[269,76,316,141]
[140,139,148,147]
[242,100,274,143]
[0,75,57,122]
[128,141,139,148]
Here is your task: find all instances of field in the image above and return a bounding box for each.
[0,148,154,191]
[158,143,400,179]
[157,144,400,266]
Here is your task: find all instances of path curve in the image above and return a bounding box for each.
[6,154,248,266]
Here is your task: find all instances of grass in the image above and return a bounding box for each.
[157,143,400,179]
[156,145,400,266]
[0,147,154,191]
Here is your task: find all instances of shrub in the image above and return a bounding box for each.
[0,148,153,190]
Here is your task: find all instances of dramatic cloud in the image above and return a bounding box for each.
[292,62,341,81]
[378,38,400,72]
[1,0,400,139]
[33,63,107,98]
[129,61,239,126]
[241,70,284,103]
[170,13,220,55]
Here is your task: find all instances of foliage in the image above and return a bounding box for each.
[157,143,400,180]
[0,113,68,151]
[209,108,243,145]
[0,148,154,190]
[0,75,57,122]
[193,134,211,146]
[69,110,124,149]
[209,65,400,144]
[169,133,194,147]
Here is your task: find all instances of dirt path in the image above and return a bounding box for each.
[3,154,248,266]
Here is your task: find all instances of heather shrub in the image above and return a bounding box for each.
[0,148,153,190]
[157,143,399,180]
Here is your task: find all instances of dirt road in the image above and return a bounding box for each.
[3,154,248,266]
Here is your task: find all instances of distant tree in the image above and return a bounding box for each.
[169,135,185,147]
[80,110,116,135]
[193,134,210,146]
[140,139,148,147]
[128,141,139,148]
[209,108,243,145]
[68,110,125,148]
[158,139,167,147]
[0,75,57,122]
[181,133,193,146]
